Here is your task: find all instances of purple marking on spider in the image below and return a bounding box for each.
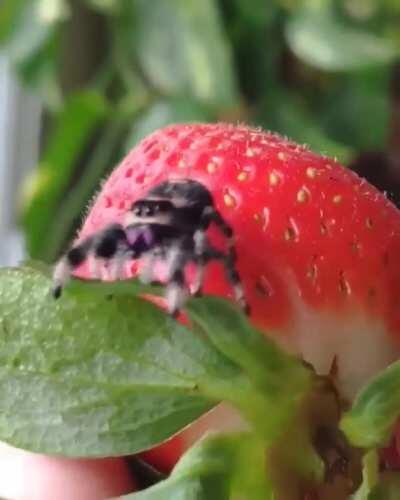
[143,227,154,246]
[126,226,155,253]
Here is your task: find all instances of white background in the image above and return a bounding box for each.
[0,57,41,265]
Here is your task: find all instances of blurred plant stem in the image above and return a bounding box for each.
[388,61,400,181]
[43,97,147,261]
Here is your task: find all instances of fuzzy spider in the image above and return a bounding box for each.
[52,179,249,316]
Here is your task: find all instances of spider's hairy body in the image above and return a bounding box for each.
[52,179,248,316]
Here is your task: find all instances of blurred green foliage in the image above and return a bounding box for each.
[0,0,399,261]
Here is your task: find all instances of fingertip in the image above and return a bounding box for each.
[0,442,136,500]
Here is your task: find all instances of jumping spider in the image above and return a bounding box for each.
[52,179,249,316]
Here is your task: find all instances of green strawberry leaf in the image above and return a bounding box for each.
[0,265,313,458]
[125,432,272,500]
[341,360,400,448]
[187,298,312,441]
[0,267,219,456]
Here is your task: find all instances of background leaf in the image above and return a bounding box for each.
[0,0,63,106]
[41,115,128,262]
[285,7,397,71]
[320,70,390,151]
[134,0,238,106]
[86,0,119,15]
[0,0,57,63]
[124,97,214,152]
[258,89,353,162]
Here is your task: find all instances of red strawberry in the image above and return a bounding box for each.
[75,123,400,467]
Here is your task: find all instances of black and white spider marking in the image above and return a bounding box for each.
[52,179,249,316]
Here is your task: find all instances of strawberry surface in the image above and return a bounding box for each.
[77,122,400,401]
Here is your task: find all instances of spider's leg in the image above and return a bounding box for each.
[139,249,160,284]
[165,242,189,317]
[193,208,229,296]
[201,206,237,262]
[52,236,95,298]
[88,252,101,279]
[167,269,187,317]
[52,223,127,298]
[200,207,248,313]
[192,229,208,296]
[192,245,225,297]
[92,224,130,280]
[108,247,131,281]
[192,264,205,297]
[195,243,250,315]
[223,254,249,315]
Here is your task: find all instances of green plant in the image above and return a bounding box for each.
[2,1,400,497]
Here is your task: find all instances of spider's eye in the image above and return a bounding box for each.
[143,205,153,216]
[156,200,173,212]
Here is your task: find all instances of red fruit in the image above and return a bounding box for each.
[138,437,184,474]
[76,123,400,468]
